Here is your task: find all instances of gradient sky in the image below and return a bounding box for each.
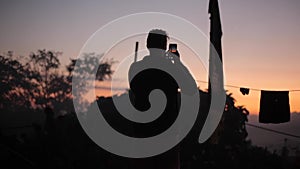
[1,0,300,114]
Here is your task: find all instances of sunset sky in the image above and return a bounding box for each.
[1,0,300,115]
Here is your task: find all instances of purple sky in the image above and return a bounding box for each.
[1,0,300,114]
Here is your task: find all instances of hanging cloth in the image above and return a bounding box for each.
[240,88,250,95]
[259,90,290,123]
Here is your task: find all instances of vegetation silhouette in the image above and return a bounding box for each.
[0,50,298,169]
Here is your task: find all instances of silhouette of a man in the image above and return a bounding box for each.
[129,29,180,137]
[128,29,190,169]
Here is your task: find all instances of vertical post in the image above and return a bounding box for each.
[208,0,224,93]
[134,41,139,63]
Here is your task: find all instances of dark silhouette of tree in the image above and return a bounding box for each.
[67,53,115,111]
[0,49,291,169]
[67,53,114,81]
[0,50,114,113]
[27,49,61,108]
[219,92,249,145]
[0,51,34,111]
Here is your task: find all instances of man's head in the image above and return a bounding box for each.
[146,29,169,50]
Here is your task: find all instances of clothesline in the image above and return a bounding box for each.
[1,124,33,130]
[246,122,300,140]
[2,123,300,140]
[0,143,35,167]
[196,80,300,92]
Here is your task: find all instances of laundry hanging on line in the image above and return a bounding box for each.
[259,90,290,124]
[240,88,250,95]
[197,80,297,124]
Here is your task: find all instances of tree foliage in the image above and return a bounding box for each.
[0,50,114,113]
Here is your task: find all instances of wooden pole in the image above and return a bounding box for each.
[208,0,224,93]
[134,41,139,63]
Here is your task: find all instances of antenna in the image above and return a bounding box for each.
[134,41,139,63]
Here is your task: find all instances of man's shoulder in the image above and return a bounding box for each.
[129,55,152,70]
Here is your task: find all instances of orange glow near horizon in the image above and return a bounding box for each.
[1,0,299,117]
[88,31,300,116]
[94,82,300,115]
